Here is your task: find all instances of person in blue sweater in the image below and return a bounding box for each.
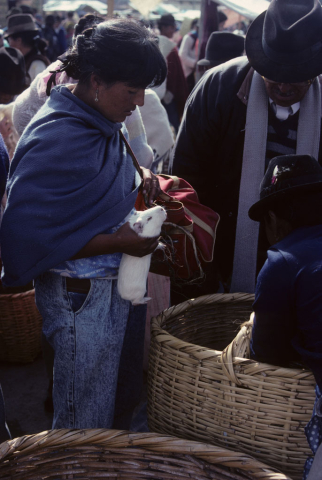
[0,19,166,430]
[248,154,322,478]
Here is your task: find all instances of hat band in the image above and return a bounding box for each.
[5,23,38,37]
[260,174,322,199]
[262,37,322,66]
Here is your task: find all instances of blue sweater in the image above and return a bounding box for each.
[251,224,322,390]
[0,86,140,286]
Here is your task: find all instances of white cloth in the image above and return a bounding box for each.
[269,98,300,120]
[140,89,174,162]
[179,33,197,77]
[230,74,321,294]
[28,59,48,83]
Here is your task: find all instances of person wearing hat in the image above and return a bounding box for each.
[170,0,322,301]
[248,154,322,478]
[197,31,244,75]
[5,14,50,82]
[156,14,188,132]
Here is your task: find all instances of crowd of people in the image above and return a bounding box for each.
[0,0,322,478]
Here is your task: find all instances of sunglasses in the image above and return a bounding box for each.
[262,76,315,87]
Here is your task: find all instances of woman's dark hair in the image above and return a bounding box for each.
[9,30,47,56]
[48,19,167,91]
[73,14,104,39]
[267,191,322,229]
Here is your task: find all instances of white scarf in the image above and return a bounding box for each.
[230,73,321,293]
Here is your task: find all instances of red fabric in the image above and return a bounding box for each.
[166,49,188,117]
[157,175,220,262]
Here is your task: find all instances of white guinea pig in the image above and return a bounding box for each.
[117,205,167,305]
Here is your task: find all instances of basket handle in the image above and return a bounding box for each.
[219,314,254,386]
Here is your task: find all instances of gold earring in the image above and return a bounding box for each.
[95,89,99,102]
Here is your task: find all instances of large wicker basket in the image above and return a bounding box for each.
[147,293,316,480]
[0,429,292,479]
[0,289,42,363]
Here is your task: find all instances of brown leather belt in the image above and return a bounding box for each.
[66,277,91,294]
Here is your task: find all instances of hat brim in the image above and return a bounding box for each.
[248,181,322,221]
[197,56,241,67]
[197,58,216,67]
[245,11,322,83]
[4,25,38,38]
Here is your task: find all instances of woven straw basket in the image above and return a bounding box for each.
[0,289,42,363]
[0,429,292,479]
[147,293,316,480]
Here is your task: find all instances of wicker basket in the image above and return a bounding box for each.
[0,289,42,363]
[147,293,316,480]
[0,429,292,479]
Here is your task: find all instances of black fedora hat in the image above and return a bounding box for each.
[197,32,244,67]
[0,47,27,95]
[245,0,322,83]
[5,13,38,38]
[249,155,322,221]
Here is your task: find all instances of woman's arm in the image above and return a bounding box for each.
[72,221,159,259]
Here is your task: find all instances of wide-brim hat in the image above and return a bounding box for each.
[249,155,322,221]
[5,13,38,38]
[245,0,322,83]
[0,47,27,95]
[197,32,244,67]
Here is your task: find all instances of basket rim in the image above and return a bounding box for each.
[150,292,314,379]
[0,429,292,479]
[0,288,35,299]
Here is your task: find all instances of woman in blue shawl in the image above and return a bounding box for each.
[0,19,167,429]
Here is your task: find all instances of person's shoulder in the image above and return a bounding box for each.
[204,56,250,85]
[276,225,322,263]
[187,56,250,109]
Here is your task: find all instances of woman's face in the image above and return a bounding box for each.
[95,82,145,123]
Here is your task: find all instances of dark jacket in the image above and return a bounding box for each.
[171,56,322,284]
[251,225,322,391]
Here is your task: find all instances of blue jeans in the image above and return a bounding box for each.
[35,271,147,429]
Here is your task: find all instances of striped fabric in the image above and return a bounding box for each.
[266,106,299,166]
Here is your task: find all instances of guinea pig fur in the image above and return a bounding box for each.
[117,206,167,305]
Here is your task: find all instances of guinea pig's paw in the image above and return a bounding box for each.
[132,296,152,305]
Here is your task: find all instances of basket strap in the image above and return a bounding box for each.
[220,317,254,386]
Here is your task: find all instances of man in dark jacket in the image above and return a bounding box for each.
[170,0,322,296]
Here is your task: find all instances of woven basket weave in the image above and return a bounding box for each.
[147,293,316,480]
[0,429,292,479]
[0,289,42,363]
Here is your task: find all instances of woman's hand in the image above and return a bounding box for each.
[140,167,161,206]
[114,222,159,257]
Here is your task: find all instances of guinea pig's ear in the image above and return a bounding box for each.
[132,221,143,234]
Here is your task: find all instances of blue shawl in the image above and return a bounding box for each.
[1,86,140,286]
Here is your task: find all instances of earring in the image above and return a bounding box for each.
[95,89,99,102]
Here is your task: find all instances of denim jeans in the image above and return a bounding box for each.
[35,271,147,429]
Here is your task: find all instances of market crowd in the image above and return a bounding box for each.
[0,1,322,479]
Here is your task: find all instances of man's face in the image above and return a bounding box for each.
[263,77,313,107]
[160,25,175,39]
